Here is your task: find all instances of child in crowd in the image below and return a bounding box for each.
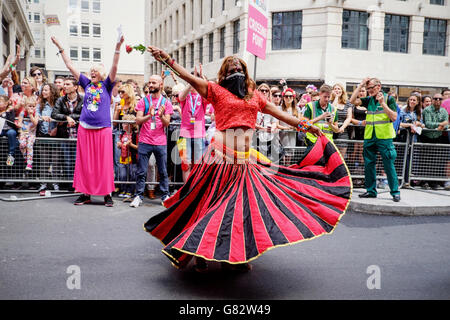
[0,95,17,166]
[117,114,138,199]
[17,96,38,170]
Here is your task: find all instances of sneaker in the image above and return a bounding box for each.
[161,194,170,206]
[124,192,132,198]
[422,183,431,190]
[52,183,59,191]
[118,192,126,198]
[25,164,32,171]
[74,194,91,205]
[104,195,114,207]
[6,154,14,166]
[130,196,142,208]
[38,183,47,192]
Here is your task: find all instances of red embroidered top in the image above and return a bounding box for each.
[206,82,267,131]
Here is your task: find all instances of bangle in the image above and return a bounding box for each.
[297,119,312,133]
[169,58,175,67]
[59,49,64,54]
[358,121,362,126]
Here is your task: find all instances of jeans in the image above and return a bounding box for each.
[119,163,137,194]
[135,143,169,200]
[113,129,121,180]
[62,142,76,179]
[0,129,17,155]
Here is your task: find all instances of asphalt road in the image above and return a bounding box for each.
[1,193,449,300]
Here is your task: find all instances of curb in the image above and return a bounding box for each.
[349,201,450,216]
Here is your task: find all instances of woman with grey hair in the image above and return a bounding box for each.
[51,35,125,207]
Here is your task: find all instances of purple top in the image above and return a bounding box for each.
[78,73,115,128]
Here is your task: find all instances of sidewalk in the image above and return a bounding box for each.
[350,187,450,216]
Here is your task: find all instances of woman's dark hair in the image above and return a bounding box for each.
[39,83,59,111]
[406,94,422,120]
[217,56,253,101]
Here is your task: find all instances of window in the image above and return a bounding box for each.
[81,0,89,12]
[33,30,40,40]
[69,0,77,10]
[219,27,225,58]
[93,0,101,13]
[222,0,225,11]
[93,48,101,62]
[210,0,213,18]
[70,47,78,61]
[93,24,101,37]
[34,48,41,58]
[28,13,32,23]
[198,38,203,64]
[272,11,302,50]
[342,10,369,50]
[81,23,90,37]
[82,47,90,61]
[182,47,186,68]
[70,24,78,36]
[384,14,409,53]
[34,13,40,23]
[233,19,240,54]
[34,0,39,3]
[190,43,195,68]
[430,0,444,5]
[423,18,447,56]
[208,32,214,62]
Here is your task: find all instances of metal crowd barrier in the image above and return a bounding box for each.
[1,123,449,192]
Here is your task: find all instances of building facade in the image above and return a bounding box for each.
[25,0,46,70]
[146,0,450,100]
[1,0,35,79]
[42,0,146,86]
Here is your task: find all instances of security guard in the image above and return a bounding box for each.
[350,78,400,202]
[303,84,339,150]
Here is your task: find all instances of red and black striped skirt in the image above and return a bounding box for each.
[143,135,352,268]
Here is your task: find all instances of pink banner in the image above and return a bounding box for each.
[246,4,268,60]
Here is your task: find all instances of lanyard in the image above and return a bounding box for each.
[150,94,163,121]
[189,93,200,117]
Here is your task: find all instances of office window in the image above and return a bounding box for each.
[219,27,225,58]
[384,14,409,53]
[198,38,203,64]
[190,43,195,68]
[82,47,90,61]
[33,30,40,40]
[222,0,225,11]
[81,23,90,37]
[69,24,78,36]
[208,32,214,62]
[233,19,240,54]
[182,47,186,68]
[34,48,41,58]
[28,13,32,23]
[34,0,39,3]
[34,13,41,23]
[423,18,447,56]
[69,0,77,9]
[93,24,101,37]
[272,11,302,50]
[93,48,101,62]
[210,0,213,18]
[70,47,78,61]
[81,0,89,12]
[342,10,369,50]
[430,0,444,5]
[93,0,101,13]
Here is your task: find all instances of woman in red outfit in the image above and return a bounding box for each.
[144,46,353,272]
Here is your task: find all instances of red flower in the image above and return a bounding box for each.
[126,45,133,54]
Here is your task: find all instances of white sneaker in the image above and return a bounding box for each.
[52,183,59,191]
[130,196,142,208]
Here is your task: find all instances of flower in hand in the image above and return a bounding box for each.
[126,44,146,54]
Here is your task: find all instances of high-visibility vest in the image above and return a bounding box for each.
[305,101,336,144]
[364,93,396,140]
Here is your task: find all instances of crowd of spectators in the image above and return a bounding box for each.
[1,47,449,196]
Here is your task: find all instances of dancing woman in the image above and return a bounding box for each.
[144,46,352,271]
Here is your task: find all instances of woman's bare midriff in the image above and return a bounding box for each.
[214,126,254,153]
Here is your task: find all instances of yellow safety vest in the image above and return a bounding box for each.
[364,93,396,140]
[305,101,336,144]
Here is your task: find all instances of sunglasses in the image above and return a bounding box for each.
[272,94,281,98]
[32,72,42,77]
[366,85,377,90]
[259,89,269,93]
[433,98,443,101]
[144,91,149,94]
[284,95,294,98]
[118,90,125,94]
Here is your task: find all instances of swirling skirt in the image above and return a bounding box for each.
[143,135,352,267]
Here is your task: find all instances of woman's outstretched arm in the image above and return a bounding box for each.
[109,36,124,83]
[51,37,80,81]
[147,46,208,98]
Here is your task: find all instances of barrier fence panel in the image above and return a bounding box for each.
[1,123,448,191]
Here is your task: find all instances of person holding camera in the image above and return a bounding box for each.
[350,77,400,202]
[302,84,339,151]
